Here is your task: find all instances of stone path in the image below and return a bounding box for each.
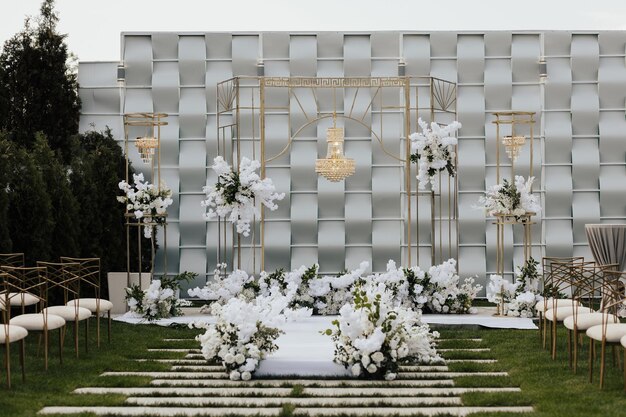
[38,337,533,416]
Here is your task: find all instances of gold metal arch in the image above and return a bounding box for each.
[215,76,458,275]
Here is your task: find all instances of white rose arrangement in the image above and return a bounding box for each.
[125,272,195,321]
[324,283,441,380]
[117,173,173,238]
[409,118,461,190]
[478,175,541,220]
[487,257,542,318]
[201,156,285,237]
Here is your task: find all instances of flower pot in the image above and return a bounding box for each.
[107,272,151,314]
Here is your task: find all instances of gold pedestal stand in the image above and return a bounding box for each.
[494,212,536,316]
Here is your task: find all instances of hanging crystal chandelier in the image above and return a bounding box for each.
[135,136,159,164]
[315,115,355,182]
[501,135,526,162]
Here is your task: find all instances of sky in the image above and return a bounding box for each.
[2,0,626,62]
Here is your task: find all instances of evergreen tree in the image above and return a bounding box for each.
[32,133,79,260]
[0,0,80,162]
[0,133,14,252]
[7,144,54,264]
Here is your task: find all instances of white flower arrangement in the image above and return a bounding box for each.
[324,282,441,380]
[117,173,173,238]
[188,259,481,316]
[487,257,542,318]
[477,175,541,219]
[201,156,285,237]
[409,118,461,190]
[125,272,195,321]
[191,296,284,380]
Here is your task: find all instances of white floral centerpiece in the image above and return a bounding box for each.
[192,296,285,381]
[201,156,285,237]
[478,175,541,220]
[188,265,261,305]
[117,173,173,238]
[125,272,195,321]
[324,282,440,380]
[487,258,542,318]
[409,118,461,190]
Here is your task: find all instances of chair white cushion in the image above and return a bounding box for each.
[535,298,579,313]
[66,298,113,313]
[0,325,28,343]
[545,306,594,322]
[42,306,91,322]
[621,334,626,348]
[587,323,626,343]
[0,292,39,309]
[10,313,65,331]
[563,312,619,331]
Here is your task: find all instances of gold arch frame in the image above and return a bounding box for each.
[215,76,458,274]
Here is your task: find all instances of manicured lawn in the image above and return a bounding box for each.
[0,320,624,417]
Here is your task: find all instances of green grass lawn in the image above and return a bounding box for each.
[0,320,624,417]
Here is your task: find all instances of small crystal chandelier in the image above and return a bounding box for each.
[315,114,355,182]
[135,136,159,164]
[501,135,526,162]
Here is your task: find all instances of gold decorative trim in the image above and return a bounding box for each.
[262,77,407,88]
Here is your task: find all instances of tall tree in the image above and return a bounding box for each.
[0,0,80,162]
[0,133,14,252]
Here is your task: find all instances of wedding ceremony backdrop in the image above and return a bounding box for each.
[77,31,626,292]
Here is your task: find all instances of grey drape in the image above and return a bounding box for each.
[585,224,626,271]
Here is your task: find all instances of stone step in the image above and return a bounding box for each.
[185,354,206,359]
[438,348,491,352]
[38,406,280,416]
[101,372,227,379]
[292,406,534,416]
[125,396,463,407]
[148,348,201,353]
[74,386,521,397]
[397,372,508,379]
[38,406,534,416]
[163,338,196,342]
[135,359,209,365]
[437,338,483,342]
[171,365,225,372]
[398,366,449,372]
[149,379,455,388]
[445,359,498,364]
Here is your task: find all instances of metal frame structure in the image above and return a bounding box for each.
[491,111,537,278]
[122,113,169,287]
[215,76,459,274]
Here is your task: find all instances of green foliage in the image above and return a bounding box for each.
[0,0,80,163]
[160,270,198,289]
[0,133,13,251]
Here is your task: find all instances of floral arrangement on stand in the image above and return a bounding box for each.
[324,282,441,380]
[117,173,174,238]
[192,297,284,381]
[477,175,541,220]
[188,259,481,316]
[487,257,542,318]
[201,156,285,237]
[409,118,462,190]
[125,272,196,321]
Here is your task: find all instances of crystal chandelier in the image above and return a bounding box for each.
[135,136,159,164]
[501,135,526,162]
[315,115,355,182]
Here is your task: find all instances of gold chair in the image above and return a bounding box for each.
[0,253,38,314]
[61,257,112,346]
[586,274,626,388]
[3,266,65,370]
[562,263,619,372]
[1,273,29,388]
[38,262,92,358]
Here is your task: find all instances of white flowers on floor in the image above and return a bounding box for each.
[192,297,284,380]
[125,272,195,321]
[487,257,542,318]
[478,175,541,219]
[117,173,173,238]
[201,156,285,236]
[324,282,440,380]
[188,258,481,316]
[409,118,461,190]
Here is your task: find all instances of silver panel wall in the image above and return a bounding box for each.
[78,31,626,293]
